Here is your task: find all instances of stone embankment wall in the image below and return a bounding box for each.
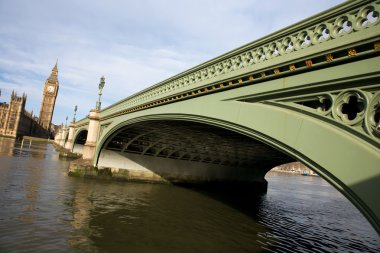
[271,162,310,174]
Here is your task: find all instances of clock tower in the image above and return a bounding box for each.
[39,62,59,130]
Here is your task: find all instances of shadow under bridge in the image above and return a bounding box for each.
[96,120,294,191]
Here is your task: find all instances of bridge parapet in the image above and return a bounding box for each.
[93,0,379,120]
[74,117,89,129]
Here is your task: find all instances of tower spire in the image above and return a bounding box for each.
[48,61,58,82]
[53,59,58,70]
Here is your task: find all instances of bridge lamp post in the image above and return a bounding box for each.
[83,76,104,161]
[73,105,78,123]
[96,76,105,111]
[65,105,77,151]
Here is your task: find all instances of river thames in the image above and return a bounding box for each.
[0,137,379,252]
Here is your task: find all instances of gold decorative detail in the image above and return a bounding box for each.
[348,48,357,57]
[220,84,224,88]
[248,76,254,81]
[212,85,216,90]
[204,88,209,92]
[192,91,196,95]
[326,54,334,62]
[228,81,233,86]
[375,42,380,50]
[261,72,266,78]
[289,65,296,71]
[274,69,280,75]
[198,89,202,93]
[305,60,313,67]
[238,79,243,84]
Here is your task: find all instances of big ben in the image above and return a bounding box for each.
[39,62,59,130]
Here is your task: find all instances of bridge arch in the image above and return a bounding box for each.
[63,130,69,147]
[94,97,379,233]
[72,128,88,153]
[97,117,294,189]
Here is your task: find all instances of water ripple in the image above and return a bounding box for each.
[0,139,379,252]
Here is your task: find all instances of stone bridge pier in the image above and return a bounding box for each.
[82,109,100,160]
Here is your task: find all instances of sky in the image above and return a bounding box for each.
[0,0,346,125]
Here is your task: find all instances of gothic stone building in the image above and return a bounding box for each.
[0,63,59,139]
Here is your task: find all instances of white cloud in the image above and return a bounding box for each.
[0,0,345,124]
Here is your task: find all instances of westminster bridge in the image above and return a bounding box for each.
[54,0,380,234]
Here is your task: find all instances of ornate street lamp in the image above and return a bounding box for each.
[96,76,105,110]
[73,105,78,123]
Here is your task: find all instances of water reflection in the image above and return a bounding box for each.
[258,172,380,252]
[0,137,15,156]
[18,161,42,224]
[65,176,380,253]
[0,137,379,253]
[0,138,52,159]
[68,181,270,252]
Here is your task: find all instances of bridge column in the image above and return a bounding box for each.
[64,123,75,150]
[59,127,68,147]
[53,130,59,144]
[82,109,100,160]
[54,128,62,145]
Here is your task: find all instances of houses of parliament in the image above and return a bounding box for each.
[0,63,59,139]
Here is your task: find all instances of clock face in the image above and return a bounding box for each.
[47,85,55,93]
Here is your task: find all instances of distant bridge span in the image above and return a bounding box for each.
[57,0,380,234]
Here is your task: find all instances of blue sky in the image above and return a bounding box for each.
[0,0,345,125]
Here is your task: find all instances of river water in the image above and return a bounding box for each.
[0,137,379,253]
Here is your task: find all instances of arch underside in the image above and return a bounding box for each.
[72,129,88,153]
[105,120,293,169]
[98,120,293,190]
